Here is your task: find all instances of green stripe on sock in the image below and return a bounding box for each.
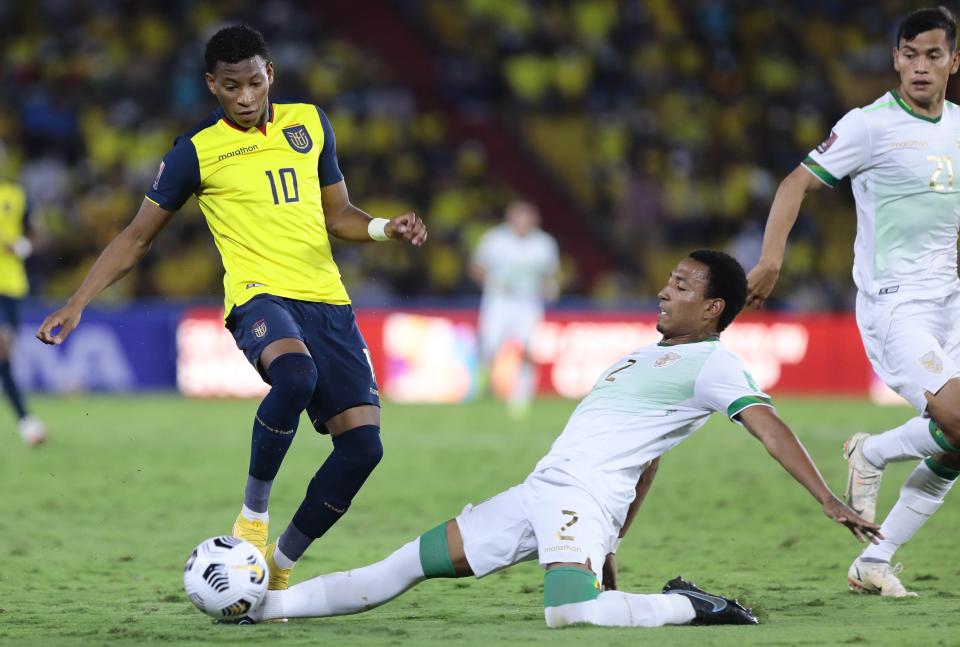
[544,567,600,608]
[928,421,960,453]
[925,457,960,480]
[419,522,456,578]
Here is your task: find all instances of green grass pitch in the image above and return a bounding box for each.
[3,395,957,646]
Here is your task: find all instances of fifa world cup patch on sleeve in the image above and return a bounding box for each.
[282,125,313,153]
[816,130,838,154]
[252,319,268,339]
[152,161,166,190]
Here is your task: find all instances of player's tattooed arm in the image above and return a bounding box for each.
[321,180,427,246]
[36,198,174,345]
[737,406,882,544]
[746,165,823,309]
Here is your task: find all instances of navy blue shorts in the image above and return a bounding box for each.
[0,296,20,330]
[226,295,380,431]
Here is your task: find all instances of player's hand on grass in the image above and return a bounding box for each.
[822,495,883,544]
[386,212,427,247]
[36,304,83,345]
[745,259,781,309]
[601,553,617,591]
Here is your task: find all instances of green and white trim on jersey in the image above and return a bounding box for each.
[532,338,774,527]
[802,90,960,299]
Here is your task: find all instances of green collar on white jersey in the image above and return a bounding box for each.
[890,88,942,124]
[657,335,719,347]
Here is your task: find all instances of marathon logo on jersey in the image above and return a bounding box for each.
[816,130,839,154]
[282,125,313,153]
[252,319,268,339]
[919,350,944,375]
[152,161,165,191]
[653,351,681,368]
[217,144,260,161]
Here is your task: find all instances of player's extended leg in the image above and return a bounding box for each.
[0,322,44,445]
[542,562,756,627]
[251,518,469,621]
[233,339,318,552]
[267,405,383,589]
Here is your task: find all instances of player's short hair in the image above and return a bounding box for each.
[688,249,747,333]
[896,6,957,51]
[204,24,270,73]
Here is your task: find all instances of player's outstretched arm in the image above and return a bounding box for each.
[321,180,427,246]
[746,166,823,309]
[36,198,174,345]
[737,406,882,544]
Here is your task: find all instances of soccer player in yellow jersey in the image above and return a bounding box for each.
[36,25,427,589]
[0,176,46,446]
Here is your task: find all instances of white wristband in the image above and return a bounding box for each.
[367,218,390,241]
[11,237,32,259]
[612,537,622,554]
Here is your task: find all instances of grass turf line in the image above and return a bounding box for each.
[3,396,948,646]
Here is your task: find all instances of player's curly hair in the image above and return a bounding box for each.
[204,24,270,73]
[897,6,957,51]
[687,249,747,333]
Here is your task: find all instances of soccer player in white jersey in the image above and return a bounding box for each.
[238,250,879,628]
[746,7,960,598]
[470,200,559,416]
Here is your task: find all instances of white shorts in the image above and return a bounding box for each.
[856,291,960,412]
[478,296,543,360]
[455,469,616,584]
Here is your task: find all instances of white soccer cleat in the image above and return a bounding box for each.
[843,432,882,522]
[18,416,47,446]
[848,559,918,598]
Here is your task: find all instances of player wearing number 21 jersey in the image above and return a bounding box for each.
[36,25,427,592]
[747,7,960,598]
[239,251,878,629]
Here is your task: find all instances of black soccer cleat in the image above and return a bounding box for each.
[662,576,759,626]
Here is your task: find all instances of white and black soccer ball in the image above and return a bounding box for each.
[183,536,268,620]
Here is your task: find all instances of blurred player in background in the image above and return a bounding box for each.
[242,250,879,628]
[35,25,426,590]
[0,166,45,446]
[747,7,960,597]
[470,200,558,417]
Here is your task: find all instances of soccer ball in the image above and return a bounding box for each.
[183,536,268,620]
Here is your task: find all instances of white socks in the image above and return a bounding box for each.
[861,417,943,469]
[860,460,955,563]
[544,592,696,628]
[256,537,425,621]
[240,505,268,523]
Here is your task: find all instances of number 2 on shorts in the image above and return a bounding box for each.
[557,509,579,541]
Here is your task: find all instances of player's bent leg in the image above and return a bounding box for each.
[923,380,960,452]
[233,341,317,553]
[250,519,471,622]
[850,454,959,597]
[542,563,754,628]
[271,407,384,587]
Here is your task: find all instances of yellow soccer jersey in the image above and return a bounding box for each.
[0,181,29,298]
[146,102,350,315]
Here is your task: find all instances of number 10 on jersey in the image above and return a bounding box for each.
[265,168,300,204]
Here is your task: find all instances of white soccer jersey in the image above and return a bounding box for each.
[803,90,960,299]
[533,338,772,527]
[472,225,559,301]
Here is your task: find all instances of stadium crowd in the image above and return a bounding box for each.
[3,0,946,309]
